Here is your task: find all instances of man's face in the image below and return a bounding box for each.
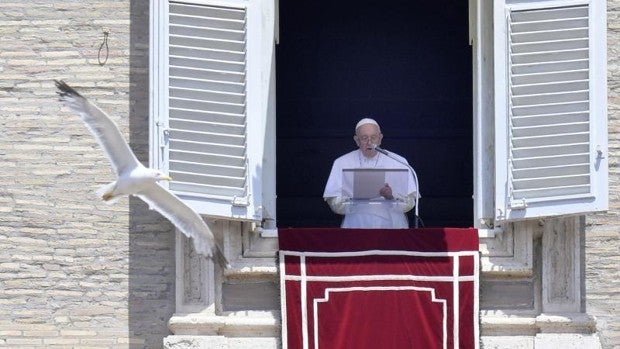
[354,124,383,158]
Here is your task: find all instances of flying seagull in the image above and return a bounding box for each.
[55,80,229,268]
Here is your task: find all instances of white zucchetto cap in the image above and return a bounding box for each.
[355,118,380,132]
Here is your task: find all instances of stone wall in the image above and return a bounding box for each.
[585,1,620,348]
[0,1,175,348]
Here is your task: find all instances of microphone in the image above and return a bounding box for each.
[369,143,389,155]
[369,144,421,228]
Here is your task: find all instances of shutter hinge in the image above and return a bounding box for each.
[232,196,250,207]
[509,198,527,210]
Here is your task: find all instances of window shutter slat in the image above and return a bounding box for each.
[170,119,244,135]
[169,140,245,158]
[514,153,589,168]
[172,182,245,197]
[169,46,245,62]
[512,80,588,95]
[169,66,245,83]
[170,150,244,167]
[513,163,590,179]
[170,99,245,115]
[512,122,589,137]
[512,143,589,159]
[169,2,245,19]
[169,129,245,145]
[512,69,588,84]
[170,88,245,104]
[170,57,245,72]
[168,108,244,124]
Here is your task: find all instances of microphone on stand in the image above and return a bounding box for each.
[368,144,421,228]
[368,144,389,155]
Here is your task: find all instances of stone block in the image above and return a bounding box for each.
[534,333,602,349]
[481,336,534,349]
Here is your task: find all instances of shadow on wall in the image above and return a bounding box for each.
[128,1,176,348]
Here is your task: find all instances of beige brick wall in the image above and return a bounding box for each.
[0,1,175,348]
[585,1,620,348]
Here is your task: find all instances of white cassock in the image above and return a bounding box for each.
[323,149,418,229]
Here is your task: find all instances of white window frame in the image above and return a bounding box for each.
[150,0,607,231]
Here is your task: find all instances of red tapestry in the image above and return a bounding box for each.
[279,228,479,349]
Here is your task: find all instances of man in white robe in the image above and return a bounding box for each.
[323,118,418,228]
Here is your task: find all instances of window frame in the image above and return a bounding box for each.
[150,0,607,230]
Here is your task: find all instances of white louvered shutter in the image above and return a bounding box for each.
[150,0,277,221]
[493,0,608,222]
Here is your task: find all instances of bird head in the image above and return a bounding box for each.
[151,170,172,182]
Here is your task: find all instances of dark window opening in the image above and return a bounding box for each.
[276,1,472,228]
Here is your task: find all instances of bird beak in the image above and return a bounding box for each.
[163,175,172,181]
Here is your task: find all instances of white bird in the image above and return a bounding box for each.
[55,80,229,268]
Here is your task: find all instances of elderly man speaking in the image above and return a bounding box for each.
[323,118,418,228]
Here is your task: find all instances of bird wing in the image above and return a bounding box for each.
[136,183,229,267]
[55,80,140,175]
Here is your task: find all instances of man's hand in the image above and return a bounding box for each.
[379,183,394,200]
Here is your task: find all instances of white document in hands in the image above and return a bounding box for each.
[342,168,409,200]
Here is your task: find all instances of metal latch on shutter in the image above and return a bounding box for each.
[509,198,527,210]
[156,121,169,166]
[596,145,605,160]
[232,195,249,207]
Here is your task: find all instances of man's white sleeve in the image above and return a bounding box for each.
[396,193,416,213]
[325,196,348,215]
